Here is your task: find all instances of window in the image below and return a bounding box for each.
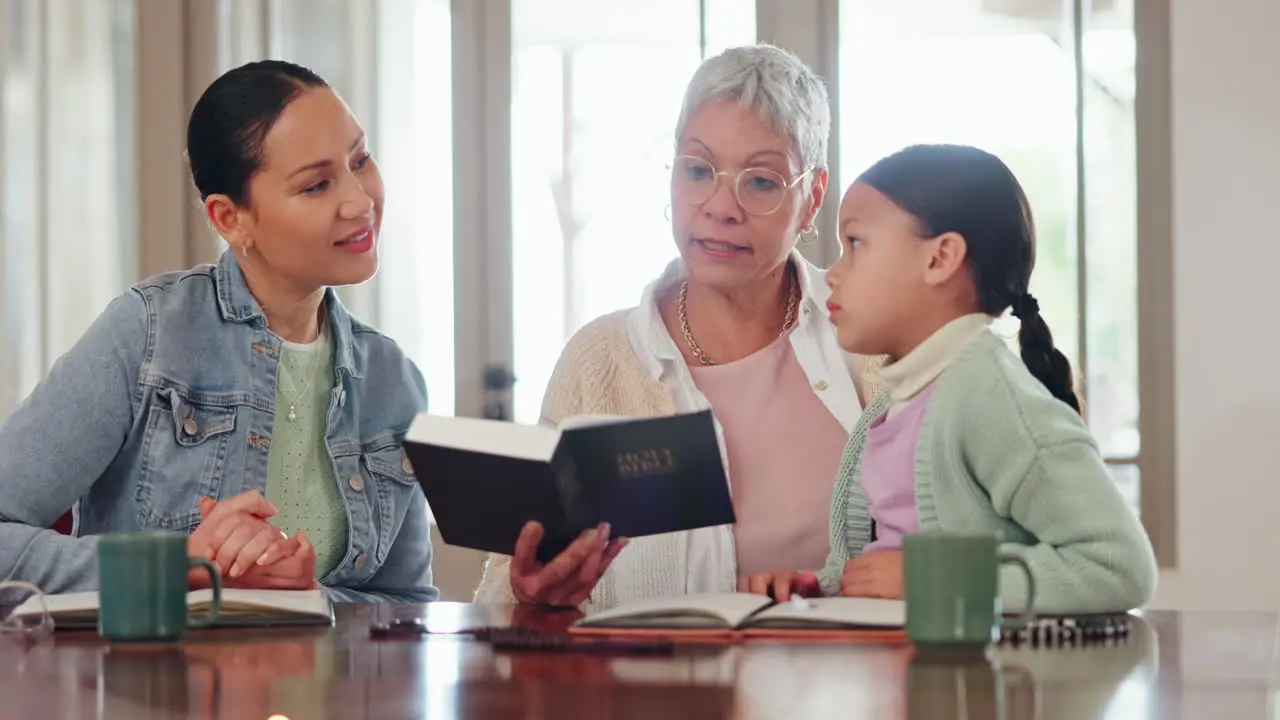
[838,0,1141,512]
[0,0,136,418]
[214,0,456,415]
[375,0,456,416]
[508,0,756,423]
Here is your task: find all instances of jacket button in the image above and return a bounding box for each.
[354,553,368,569]
[814,380,829,391]
[348,474,365,492]
[183,416,198,436]
[401,450,413,474]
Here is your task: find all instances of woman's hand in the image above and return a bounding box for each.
[187,491,296,587]
[509,521,628,607]
[738,570,822,601]
[840,550,904,599]
[232,530,318,590]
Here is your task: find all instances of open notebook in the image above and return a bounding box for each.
[8,589,334,629]
[569,592,906,641]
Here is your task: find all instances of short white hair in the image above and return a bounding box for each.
[674,44,831,172]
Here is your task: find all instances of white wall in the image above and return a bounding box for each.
[1150,0,1280,611]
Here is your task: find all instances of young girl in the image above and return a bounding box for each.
[757,144,1156,614]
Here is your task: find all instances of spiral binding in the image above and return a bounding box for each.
[997,615,1131,649]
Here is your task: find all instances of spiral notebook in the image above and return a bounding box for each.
[568,593,906,641]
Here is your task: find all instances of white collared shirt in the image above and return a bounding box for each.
[623,251,867,592]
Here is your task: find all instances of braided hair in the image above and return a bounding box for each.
[858,144,1081,413]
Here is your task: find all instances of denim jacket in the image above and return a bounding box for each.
[0,252,437,603]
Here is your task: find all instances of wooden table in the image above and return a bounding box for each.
[0,603,1275,719]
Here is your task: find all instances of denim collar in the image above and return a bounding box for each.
[214,250,362,379]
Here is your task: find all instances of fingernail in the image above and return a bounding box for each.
[600,522,611,539]
[230,565,241,578]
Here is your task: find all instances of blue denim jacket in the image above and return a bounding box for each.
[0,252,437,603]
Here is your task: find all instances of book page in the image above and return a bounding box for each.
[406,414,560,462]
[186,589,331,619]
[747,597,905,629]
[576,592,773,629]
[557,414,631,430]
[9,591,99,619]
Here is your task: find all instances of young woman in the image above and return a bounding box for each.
[0,60,436,603]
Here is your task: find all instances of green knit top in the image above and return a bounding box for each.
[816,330,1158,614]
[265,326,348,579]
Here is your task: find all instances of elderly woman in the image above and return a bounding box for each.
[475,44,880,609]
[0,60,436,603]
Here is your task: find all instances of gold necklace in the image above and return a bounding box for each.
[279,317,327,422]
[678,269,799,366]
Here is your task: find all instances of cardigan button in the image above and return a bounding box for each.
[813,380,829,391]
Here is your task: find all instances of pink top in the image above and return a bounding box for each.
[689,337,849,574]
[860,384,937,552]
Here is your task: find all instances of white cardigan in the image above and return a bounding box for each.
[472,252,879,609]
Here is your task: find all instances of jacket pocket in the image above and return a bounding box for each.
[135,387,238,530]
[362,441,418,564]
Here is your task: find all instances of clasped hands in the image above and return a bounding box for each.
[185,490,316,590]
[738,550,904,601]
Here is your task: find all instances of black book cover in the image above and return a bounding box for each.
[403,411,736,564]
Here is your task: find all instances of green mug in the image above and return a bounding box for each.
[903,530,1035,647]
[97,531,221,642]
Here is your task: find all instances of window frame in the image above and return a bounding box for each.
[791,0,1175,565]
[125,0,1175,566]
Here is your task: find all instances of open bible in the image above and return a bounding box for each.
[569,592,906,641]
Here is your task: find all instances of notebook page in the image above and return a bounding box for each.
[577,592,772,629]
[186,589,330,618]
[747,597,905,629]
[9,591,99,618]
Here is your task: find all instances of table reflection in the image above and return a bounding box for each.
[0,605,1207,720]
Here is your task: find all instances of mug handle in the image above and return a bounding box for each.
[997,552,1036,630]
[186,558,221,629]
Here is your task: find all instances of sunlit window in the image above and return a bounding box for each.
[509,0,755,424]
[838,0,1140,511]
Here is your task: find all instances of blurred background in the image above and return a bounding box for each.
[1,0,1275,610]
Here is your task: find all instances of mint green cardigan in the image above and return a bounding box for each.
[816,330,1158,614]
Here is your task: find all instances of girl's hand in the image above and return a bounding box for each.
[738,570,823,601]
[840,550,904,599]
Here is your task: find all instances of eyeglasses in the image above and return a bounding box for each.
[0,581,55,641]
[669,155,811,217]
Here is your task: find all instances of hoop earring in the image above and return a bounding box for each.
[241,244,249,258]
[798,225,817,244]
[663,204,672,223]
